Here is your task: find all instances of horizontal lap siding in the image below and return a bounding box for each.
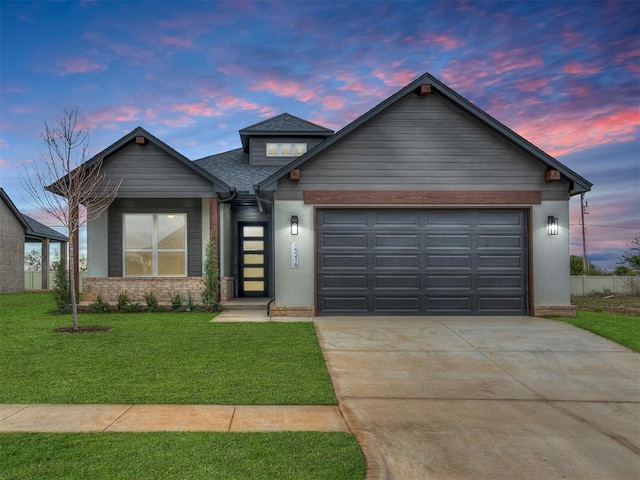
[278,93,567,196]
[103,142,215,197]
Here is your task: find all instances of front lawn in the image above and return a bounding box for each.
[554,310,640,352]
[0,293,336,404]
[0,432,366,480]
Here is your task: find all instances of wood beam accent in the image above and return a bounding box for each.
[289,169,301,181]
[304,190,542,205]
[135,136,147,145]
[209,198,219,244]
[419,84,432,96]
[545,170,561,181]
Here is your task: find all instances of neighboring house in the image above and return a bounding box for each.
[82,73,591,316]
[0,188,69,293]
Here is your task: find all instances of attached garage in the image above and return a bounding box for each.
[316,208,528,315]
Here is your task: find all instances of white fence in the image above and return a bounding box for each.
[570,276,639,296]
[25,271,87,292]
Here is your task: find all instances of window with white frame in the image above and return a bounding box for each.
[266,143,307,157]
[123,213,187,276]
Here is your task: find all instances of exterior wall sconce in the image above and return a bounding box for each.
[547,216,559,235]
[291,216,299,235]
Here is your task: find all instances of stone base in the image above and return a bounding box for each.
[220,277,234,302]
[533,305,577,317]
[82,277,205,303]
[269,305,315,317]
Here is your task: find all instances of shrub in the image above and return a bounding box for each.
[116,292,142,313]
[201,240,220,311]
[52,260,71,313]
[90,295,110,313]
[170,291,184,310]
[185,291,199,312]
[145,292,159,311]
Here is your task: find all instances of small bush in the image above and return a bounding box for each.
[52,260,71,313]
[185,291,200,312]
[90,295,111,313]
[144,292,159,311]
[116,292,142,313]
[170,291,184,310]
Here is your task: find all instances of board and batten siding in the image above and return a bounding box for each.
[249,136,325,167]
[107,198,203,277]
[276,93,568,199]
[102,142,216,198]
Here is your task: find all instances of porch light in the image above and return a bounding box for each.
[547,216,558,235]
[291,216,299,235]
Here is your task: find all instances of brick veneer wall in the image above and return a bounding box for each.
[0,200,25,293]
[82,277,205,303]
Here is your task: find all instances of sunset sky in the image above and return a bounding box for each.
[1,0,638,270]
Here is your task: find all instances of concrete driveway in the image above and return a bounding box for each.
[314,316,640,480]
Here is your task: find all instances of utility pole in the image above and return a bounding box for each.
[581,193,589,273]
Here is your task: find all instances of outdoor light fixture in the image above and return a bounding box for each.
[291,216,299,235]
[547,216,559,235]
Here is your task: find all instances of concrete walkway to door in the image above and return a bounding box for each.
[314,316,640,480]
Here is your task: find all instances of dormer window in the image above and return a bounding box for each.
[266,143,307,157]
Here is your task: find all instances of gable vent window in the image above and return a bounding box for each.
[123,213,187,277]
[266,143,307,157]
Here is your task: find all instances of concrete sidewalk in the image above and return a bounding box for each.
[0,404,348,433]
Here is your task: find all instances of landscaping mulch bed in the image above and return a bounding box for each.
[54,326,112,334]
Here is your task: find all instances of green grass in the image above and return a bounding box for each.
[555,310,640,352]
[0,293,336,404]
[0,432,366,480]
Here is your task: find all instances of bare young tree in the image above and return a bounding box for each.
[22,107,121,331]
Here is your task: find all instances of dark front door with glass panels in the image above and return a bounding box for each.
[239,223,267,297]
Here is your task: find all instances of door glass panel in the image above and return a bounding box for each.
[244,267,264,277]
[243,240,264,251]
[244,254,264,264]
[243,226,264,237]
[244,281,264,291]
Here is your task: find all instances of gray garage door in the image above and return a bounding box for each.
[316,209,528,315]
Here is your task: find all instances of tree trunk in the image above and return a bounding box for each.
[69,230,79,331]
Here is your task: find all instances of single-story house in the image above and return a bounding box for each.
[80,72,591,316]
[0,187,69,293]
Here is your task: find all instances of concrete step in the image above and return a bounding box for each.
[221,298,269,311]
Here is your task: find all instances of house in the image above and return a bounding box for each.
[81,73,591,316]
[0,188,69,293]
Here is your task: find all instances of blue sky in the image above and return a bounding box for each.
[1,0,638,270]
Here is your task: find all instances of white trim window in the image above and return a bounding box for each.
[266,143,307,157]
[123,213,187,276]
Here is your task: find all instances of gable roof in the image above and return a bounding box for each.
[49,126,233,195]
[257,73,593,196]
[0,188,68,242]
[239,113,334,151]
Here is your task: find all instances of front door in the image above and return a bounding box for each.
[239,223,267,297]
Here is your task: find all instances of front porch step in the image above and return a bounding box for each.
[220,298,269,311]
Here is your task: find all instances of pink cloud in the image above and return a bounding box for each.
[418,33,464,50]
[249,77,315,103]
[322,95,344,110]
[515,77,552,92]
[55,57,107,76]
[0,158,9,167]
[173,102,215,116]
[490,49,543,74]
[162,36,192,48]
[82,105,141,129]
[562,62,603,75]
[373,68,419,87]
[217,95,260,111]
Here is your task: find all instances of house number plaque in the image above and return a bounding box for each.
[290,242,299,269]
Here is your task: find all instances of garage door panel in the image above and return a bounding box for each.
[374,234,420,248]
[317,208,527,315]
[321,233,367,248]
[426,255,472,268]
[478,255,523,268]
[374,296,421,313]
[374,254,420,269]
[426,275,473,289]
[374,275,420,289]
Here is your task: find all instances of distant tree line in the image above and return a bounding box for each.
[571,234,640,276]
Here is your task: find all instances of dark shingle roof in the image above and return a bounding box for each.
[239,113,333,150]
[194,148,280,194]
[23,215,68,242]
